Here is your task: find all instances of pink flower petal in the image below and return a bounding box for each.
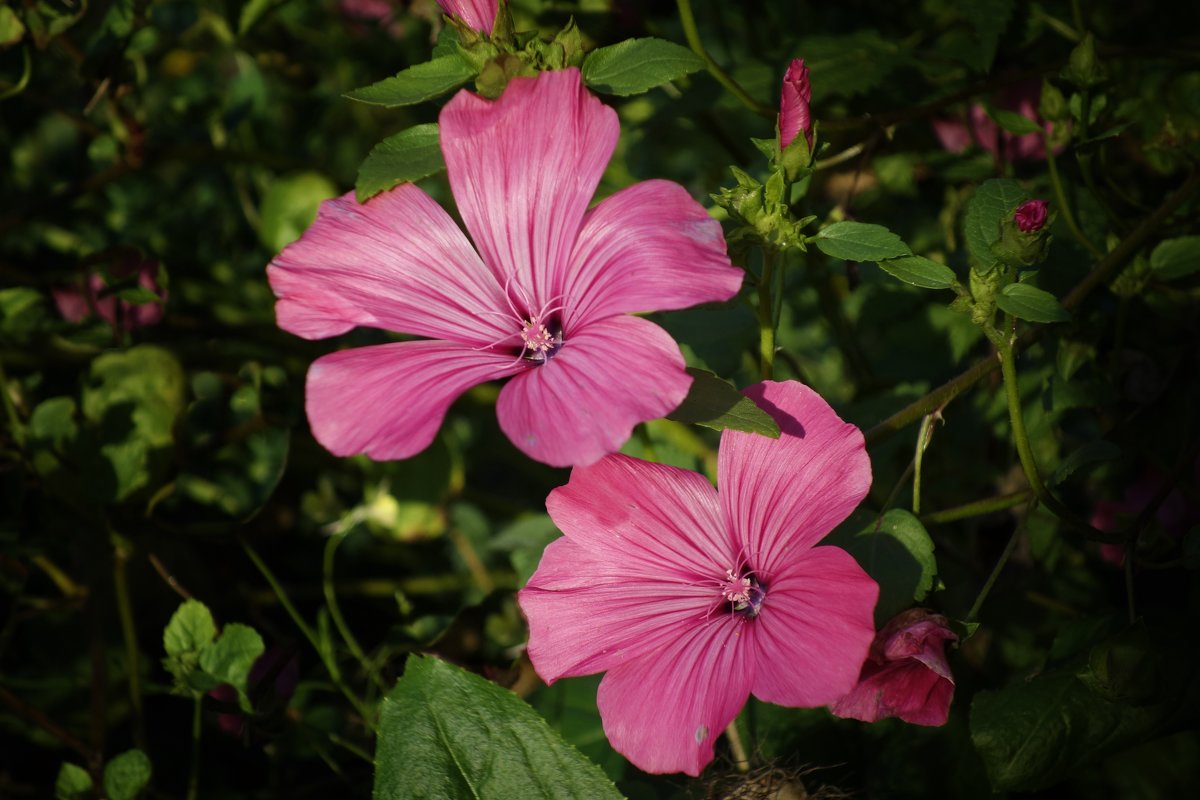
[561,180,743,328]
[831,659,954,726]
[718,381,872,574]
[52,287,90,323]
[496,316,690,467]
[305,340,521,460]
[596,616,754,776]
[436,0,497,33]
[267,187,508,346]
[439,68,618,310]
[520,536,717,682]
[749,546,877,707]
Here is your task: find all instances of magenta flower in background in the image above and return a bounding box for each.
[831,608,957,727]
[268,68,741,467]
[436,0,498,33]
[779,58,812,149]
[518,381,879,775]
[933,80,1057,163]
[53,259,165,331]
[1014,199,1049,232]
[1091,460,1200,566]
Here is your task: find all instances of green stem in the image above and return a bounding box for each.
[187,696,201,800]
[112,537,145,750]
[323,534,386,692]
[0,362,25,448]
[240,539,375,728]
[912,412,940,515]
[921,489,1032,525]
[676,0,774,118]
[757,249,777,380]
[966,512,1026,622]
[998,327,1052,506]
[1046,147,1103,257]
[723,720,749,773]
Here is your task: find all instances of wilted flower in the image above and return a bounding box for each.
[779,58,812,149]
[831,608,957,727]
[519,381,879,775]
[437,0,498,33]
[1014,199,1049,232]
[53,259,165,331]
[268,68,741,467]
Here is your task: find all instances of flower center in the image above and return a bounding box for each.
[719,568,766,619]
[519,316,563,363]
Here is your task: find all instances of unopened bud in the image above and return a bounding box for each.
[1014,199,1049,232]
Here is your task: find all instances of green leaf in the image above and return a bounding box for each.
[0,6,25,48]
[0,287,49,339]
[259,171,338,253]
[490,515,561,587]
[581,37,704,96]
[826,509,938,623]
[995,283,1071,323]
[347,55,476,107]
[238,0,274,35]
[964,178,1028,271]
[798,31,906,100]
[1149,236,1200,281]
[374,655,623,800]
[814,221,912,263]
[666,368,780,437]
[961,0,1013,72]
[876,255,958,289]
[1050,440,1122,487]
[55,763,93,800]
[198,623,265,707]
[103,750,152,800]
[989,107,1041,135]
[164,599,217,658]
[356,124,445,202]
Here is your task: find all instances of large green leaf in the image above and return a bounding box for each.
[825,509,938,623]
[815,221,912,263]
[356,124,445,202]
[995,283,1071,323]
[374,655,623,800]
[666,368,780,438]
[963,179,1028,272]
[581,37,704,96]
[347,55,476,107]
[876,255,958,289]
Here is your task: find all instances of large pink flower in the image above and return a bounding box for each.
[518,381,879,775]
[830,608,957,727]
[436,0,497,33]
[268,68,741,467]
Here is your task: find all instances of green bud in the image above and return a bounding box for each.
[1038,79,1067,122]
[990,201,1055,269]
[1062,33,1107,88]
[552,18,586,69]
[475,53,534,99]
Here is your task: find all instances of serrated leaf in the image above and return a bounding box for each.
[55,763,93,800]
[1149,236,1200,281]
[815,221,912,263]
[964,178,1028,271]
[163,599,217,658]
[356,124,445,202]
[347,55,476,107]
[581,37,704,96]
[373,655,623,800]
[825,509,937,623]
[996,283,1070,323]
[198,623,265,706]
[666,368,780,438]
[103,750,152,800]
[876,255,958,289]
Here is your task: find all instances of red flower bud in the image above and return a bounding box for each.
[1014,199,1049,233]
[779,58,812,149]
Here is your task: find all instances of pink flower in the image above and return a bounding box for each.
[1091,461,1200,566]
[1014,199,1049,232]
[436,0,498,33]
[831,608,957,727]
[933,80,1056,163]
[53,259,165,331]
[518,381,879,775]
[779,58,812,149]
[268,69,741,467]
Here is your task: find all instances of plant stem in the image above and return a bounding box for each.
[0,362,24,447]
[757,248,777,380]
[997,327,1051,506]
[966,512,1026,622]
[921,489,1032,525]
[323,533,386,692]
[449,528,495,594]
[724,720,750,773]
[1046,148,1103,257]
[187,695,202,800]
[912,411,941,515]
[112,536,146,749]
[676,0,774,118]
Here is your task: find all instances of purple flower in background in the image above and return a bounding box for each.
[933,80,1058,163]
[53,259,165,331]
[831,608,957,726]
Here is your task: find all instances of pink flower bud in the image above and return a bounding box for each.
[1014,199,1049,233]
[831,608,958,726]
[779,58,812,149]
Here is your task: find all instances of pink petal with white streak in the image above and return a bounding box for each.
[496,315,690,467]
[561,180,742,328]
[719,381,871,574]
[596,615,754,776]
[436,0,497,33]
[748,546,878,707]
[305,340,521,460]
[268,187,508,346]
[439,68,618,310]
